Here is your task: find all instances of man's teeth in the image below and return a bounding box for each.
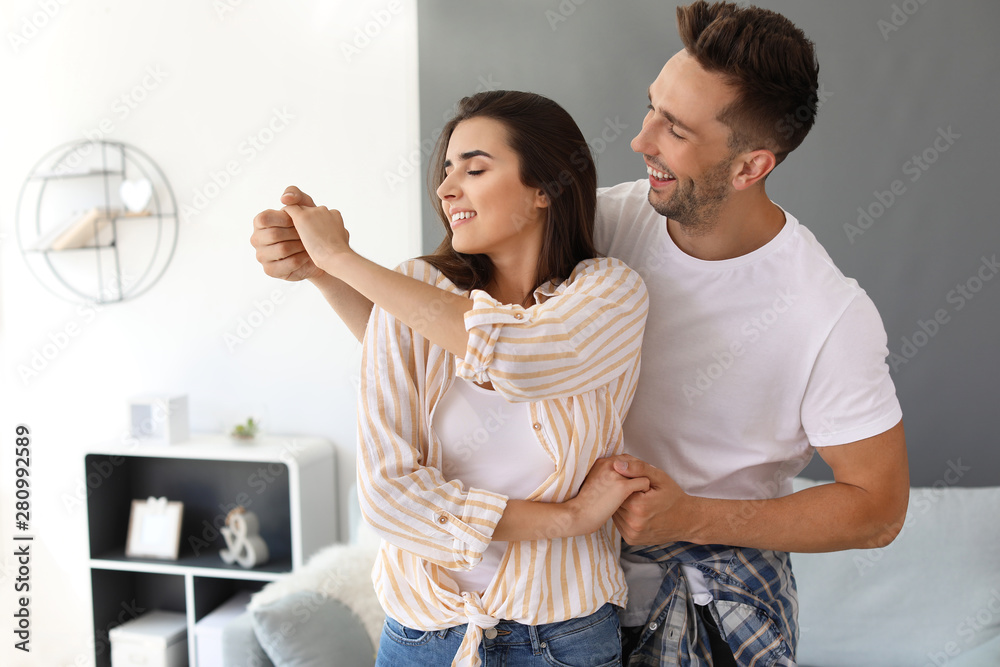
[646,165,673,181]
[451,211,476,223]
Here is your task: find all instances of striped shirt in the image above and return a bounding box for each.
[623,542,798,666]
[357,256,649,667]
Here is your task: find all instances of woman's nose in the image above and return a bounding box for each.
[436,173,459,201]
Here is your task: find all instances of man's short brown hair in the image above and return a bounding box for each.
[677,1,820,166]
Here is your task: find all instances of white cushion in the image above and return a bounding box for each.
[792,477,1000,666]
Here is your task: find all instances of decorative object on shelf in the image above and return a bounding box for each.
[15,140,179,304]
[109,609,188,667]
[125,496,184,560]
[129,394,189,446]
[220,506,270,569]
[230,416,260,440]
[119,178,153,213]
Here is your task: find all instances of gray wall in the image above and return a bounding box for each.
[417,0,1000,487]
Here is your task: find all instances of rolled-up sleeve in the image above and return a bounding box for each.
[357,264,508,571]
[456,257,648,402]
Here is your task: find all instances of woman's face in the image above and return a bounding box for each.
[436,117,548,259]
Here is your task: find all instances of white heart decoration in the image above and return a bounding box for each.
[120,179,153,213]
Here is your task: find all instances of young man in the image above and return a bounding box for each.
[250,3,907,664]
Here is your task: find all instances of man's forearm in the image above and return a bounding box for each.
[307,272,375,343]
[683,481,905,552]
[615,422,909,552]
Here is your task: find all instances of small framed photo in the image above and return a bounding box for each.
[125,497,184,560]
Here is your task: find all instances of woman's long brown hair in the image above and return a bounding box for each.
[419,90,598,293]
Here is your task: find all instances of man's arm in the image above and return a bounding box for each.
[612,420,909,552]
[250,186,374,342]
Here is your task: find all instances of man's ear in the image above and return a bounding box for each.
[732,149,777,190]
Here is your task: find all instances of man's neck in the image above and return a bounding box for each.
[667,190,786,261]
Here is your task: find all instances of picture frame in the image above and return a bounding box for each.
[125,497,184,560]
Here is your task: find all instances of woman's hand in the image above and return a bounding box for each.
[282,204,354,275]
[250,186,326,282]
[566,457,650,537]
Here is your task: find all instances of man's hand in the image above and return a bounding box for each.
[611,454,695,545]
[282,204,353,274]
[250,186,325,282]
[566,457,651,538]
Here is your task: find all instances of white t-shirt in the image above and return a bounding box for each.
[596,179,903,624]
[433,378,554,593]
[595,179,902,500]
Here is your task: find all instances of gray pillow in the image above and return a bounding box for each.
[251,590,375,667]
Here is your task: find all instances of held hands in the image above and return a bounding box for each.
[566,458,650,537]
[250,186,325,282]
[281,203,353,275]
[609,454,696,545]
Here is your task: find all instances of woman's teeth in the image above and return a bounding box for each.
[647,165,673,181]
[451,211,476,223]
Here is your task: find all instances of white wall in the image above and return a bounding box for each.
[0,1,420,664]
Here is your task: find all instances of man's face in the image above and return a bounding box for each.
[631,49,741,234]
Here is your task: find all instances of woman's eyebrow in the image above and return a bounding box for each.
[444,149,494,168]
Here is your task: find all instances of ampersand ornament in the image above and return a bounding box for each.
[220,506,270,568]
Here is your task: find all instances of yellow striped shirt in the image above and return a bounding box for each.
[357,256,648,667]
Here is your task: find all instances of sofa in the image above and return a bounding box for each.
[222,479,1000,666]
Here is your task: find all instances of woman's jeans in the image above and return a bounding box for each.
[376,602,622,666]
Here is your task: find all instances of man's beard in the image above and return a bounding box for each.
[648,158,732,236]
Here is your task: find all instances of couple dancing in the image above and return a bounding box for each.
[251,2,907,665]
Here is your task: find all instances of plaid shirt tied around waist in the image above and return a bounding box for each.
[623,542,799,667]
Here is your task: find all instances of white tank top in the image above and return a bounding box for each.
[433,378,555,592]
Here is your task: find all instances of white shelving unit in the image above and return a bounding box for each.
[84,434,337,667]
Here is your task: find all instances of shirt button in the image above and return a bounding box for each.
[648,621,659,631]
[484,627,498,639]
[532,423,541,430]
[437,515,448,524]
[514,313,523,320]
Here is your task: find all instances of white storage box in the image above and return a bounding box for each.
[109,610,188,667]
[194,591,253,667]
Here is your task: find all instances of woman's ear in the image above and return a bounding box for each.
[535,188,550,209]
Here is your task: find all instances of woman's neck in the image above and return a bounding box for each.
[486,272,537,307]
[485,250,539,306]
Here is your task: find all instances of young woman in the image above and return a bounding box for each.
[284,90,649,667]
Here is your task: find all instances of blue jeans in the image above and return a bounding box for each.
[376,602,622,666]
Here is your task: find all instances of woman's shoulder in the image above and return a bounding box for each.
[567,256,646,288]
